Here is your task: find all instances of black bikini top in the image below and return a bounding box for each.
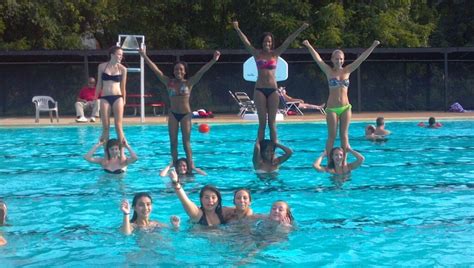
[102,72,122,82]
[104,168,125,174]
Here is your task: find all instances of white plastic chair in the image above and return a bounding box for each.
[32,96,59,123]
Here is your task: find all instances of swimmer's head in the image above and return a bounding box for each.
[428,117,436,127]
[233,188,252,212]
[106,139,121,160]
[174,158,188,175]
[376,117,385,127]
[270,200,294,224]
[259,32,275,51]
[199,185,222,213]
[328,147,346,169]
[365,125,375,135]
[331,49,344,69]
[260,139,276,162]
[173,61,188,79]
[130,192,153,223]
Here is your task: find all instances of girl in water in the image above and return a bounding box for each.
[313,147,364,175]
[139,48,220,174]
[253,139,292,174]
[159,158,207,178]
[120,192,180,235]
[96,46,128,144]
[84,139,137,174]
[233,21,308,142]
[302,40,380,153]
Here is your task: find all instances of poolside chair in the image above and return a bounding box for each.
[32,96,59,123]
[228,90,257,117]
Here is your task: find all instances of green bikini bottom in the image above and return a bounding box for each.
[326,104,352,116]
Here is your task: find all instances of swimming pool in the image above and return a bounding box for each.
[0,120,473,266]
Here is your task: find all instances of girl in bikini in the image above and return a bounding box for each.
[303,40,380,153]
[233,21,308,142]
[139,48,220,174]
[96,46,128,144]
[84,139,137,174]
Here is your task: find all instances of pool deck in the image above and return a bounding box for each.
[0,112,473,126]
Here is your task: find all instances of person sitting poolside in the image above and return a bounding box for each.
[75,77,100,123]
[374,117,391,136]
[159,158,207,178]
[169,170,233,227]
[120,192,180,235]
[84,139,138,174]
[313,147,364,175]
[418,117,442,128]
[253,139,292,174]
[0,201,7,246]
[277,87,326,112]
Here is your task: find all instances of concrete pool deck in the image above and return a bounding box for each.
[0,112,473,127]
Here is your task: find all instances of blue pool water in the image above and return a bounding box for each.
[0,120,473,266]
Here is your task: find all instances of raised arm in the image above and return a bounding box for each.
[346,147,365,171]
[169,170,202,222]
[192,167,207,176]
[188,51,220,86]
[302,40,332,75]
[312,151,327,172]
[84,141,104,164]
[274,22,309,56]
[345,40,380,73]
[123,141,138,165]
[274,143,293,165]
[120,199,132,235]
[139,47,170,85]
[160,161,174,177]
[233,21,258,56]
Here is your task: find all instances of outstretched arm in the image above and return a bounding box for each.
[233,21,258,56]
[275,143,293,165]
[302,40,332,75]
[347,147,365,171]
[139,46,170,85]
[84,141,104,164]
[192,167,207,176]
[274,23,309,56]
[312,151,327,172]
[345,40,380,73]
[169,170,202,222]
[188,51,220,86]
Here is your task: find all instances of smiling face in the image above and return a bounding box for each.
[173,63,186,80]
[270,201,288,222]
[108,145,120,158]
[234,190,251,212]
[111,48,123,63]
[176,160,188,175]
[200,190,219,211]
[331,50,344,69]
[331,148,344,165]
[262,35,273,52]
[134,196,152,220]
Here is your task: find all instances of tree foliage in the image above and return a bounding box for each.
[0,0,471,50]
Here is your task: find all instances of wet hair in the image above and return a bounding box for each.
[327,147,345,169]
[173,61,189,78]
[108,45,122,60]
[199,185,222,214]
[367,125,375,133]
[174,158,188,172]
[273,200,294,224]
[130,192,152,223]
[259,32,275,50]
[260,139,276,161]
[105,139,121,160]
[233,188,252,204]
[376,117,384,127]
[428,117,436,126]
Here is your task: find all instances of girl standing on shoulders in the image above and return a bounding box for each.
[233,21,308,142]
[96,46,128,144]
[302,40,380,153]
[139,48,220,174]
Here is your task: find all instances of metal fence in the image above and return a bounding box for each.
[0,47,473,116]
